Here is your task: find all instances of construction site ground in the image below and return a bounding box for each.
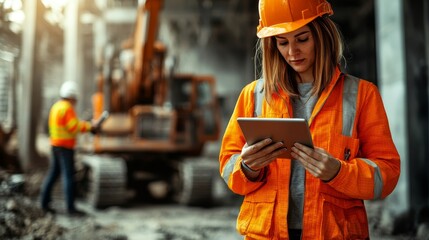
[0,167,244,240]
[0,134,424,240]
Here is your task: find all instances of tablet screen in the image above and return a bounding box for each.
[237,117,313,159]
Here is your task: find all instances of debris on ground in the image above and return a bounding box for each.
[0,171,64,240]
[0,170,130,240]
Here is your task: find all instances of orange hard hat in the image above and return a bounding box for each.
[257,0,334,38]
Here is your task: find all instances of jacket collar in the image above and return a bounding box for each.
[308,66,343,125]
[266,67,343,120]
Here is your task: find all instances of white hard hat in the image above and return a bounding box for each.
[59,81,78,99]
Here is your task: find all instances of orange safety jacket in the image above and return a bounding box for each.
[49,99,92,149]
[219,67,400,239]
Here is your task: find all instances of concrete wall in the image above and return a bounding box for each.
[403,0,429,233]
[376,0,429,235]
[375,0,409,231]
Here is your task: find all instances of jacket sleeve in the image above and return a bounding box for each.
[328,82,400,200]
[64,106,92,134]
[219,81,267,195]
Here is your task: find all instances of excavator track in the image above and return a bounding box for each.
[174,159,215,206]
[81,155,127,208]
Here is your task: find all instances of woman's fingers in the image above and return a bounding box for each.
[242,138,272,157]
[291,143,340,181]
[241,138,287,170]
[291,147,321,174]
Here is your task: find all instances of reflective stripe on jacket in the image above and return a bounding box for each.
[219,67,400,239]
[49,100,91,149]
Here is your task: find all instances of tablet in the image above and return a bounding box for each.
[237,117,313,159]
[97,111,109,126]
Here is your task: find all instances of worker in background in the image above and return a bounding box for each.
[219,0,400,239]
[40,81,100,216]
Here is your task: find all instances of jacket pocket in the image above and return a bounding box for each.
[321,194,369,240]
[237,190,277,237]
[320,133,360,199]
[328,133,360,161]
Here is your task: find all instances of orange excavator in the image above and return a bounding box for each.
[79,0,221,208]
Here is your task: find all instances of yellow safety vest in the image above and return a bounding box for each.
[49,100,91,149]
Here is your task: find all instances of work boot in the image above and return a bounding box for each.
[67,209,86,217]
[42,207,56,215]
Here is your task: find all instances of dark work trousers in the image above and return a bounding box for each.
[40,146,76,212]
[288,229,302,240]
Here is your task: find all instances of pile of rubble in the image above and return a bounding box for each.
[0,197,64,240]
[0,172,65,240]
[0,171,128,240]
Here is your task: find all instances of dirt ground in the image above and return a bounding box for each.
[0,197,243,240]
[59,202,243,240]
[1,168,244,240]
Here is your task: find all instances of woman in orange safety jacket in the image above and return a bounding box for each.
[219,0,400,239]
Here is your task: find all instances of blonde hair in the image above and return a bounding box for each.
[256,17,344,102]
